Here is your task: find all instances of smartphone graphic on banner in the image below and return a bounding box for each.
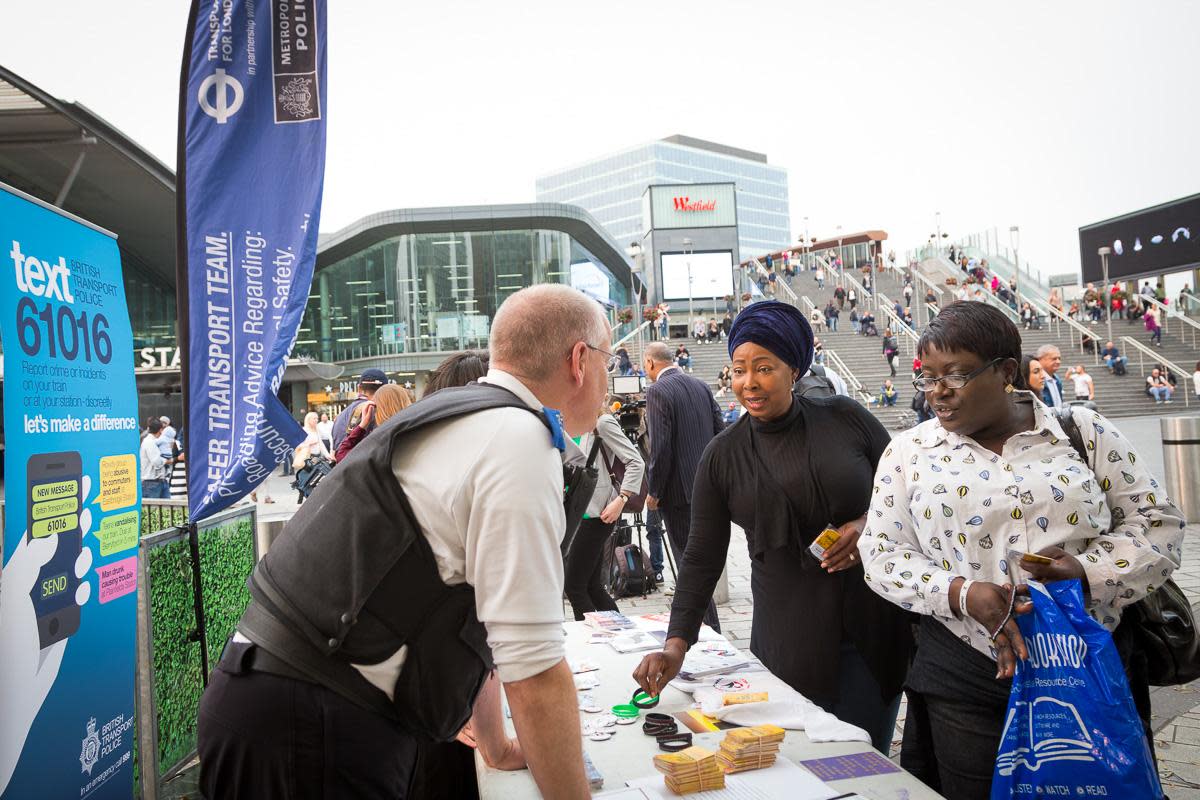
[26,451,83,648]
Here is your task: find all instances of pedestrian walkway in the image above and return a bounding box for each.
[237,414,1200,796]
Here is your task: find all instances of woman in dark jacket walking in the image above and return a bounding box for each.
[882,329,899,377]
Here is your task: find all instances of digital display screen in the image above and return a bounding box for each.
[612,375,643,394]
[1079,193,1200,283]
[661,251,734,301]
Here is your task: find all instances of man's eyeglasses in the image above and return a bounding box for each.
[585,343,619,371]
[912,357,1004,393]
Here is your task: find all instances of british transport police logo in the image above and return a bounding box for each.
[79,717,100,775]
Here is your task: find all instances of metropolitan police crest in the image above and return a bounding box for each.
[278,77,314,119]
[80,717,100,775]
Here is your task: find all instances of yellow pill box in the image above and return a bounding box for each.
[808,527,841,560]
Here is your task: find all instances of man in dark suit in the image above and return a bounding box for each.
[1037,344,1064,407]
[643,341,723,632]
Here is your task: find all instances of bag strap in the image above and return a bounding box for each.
[1054,406,1091,468]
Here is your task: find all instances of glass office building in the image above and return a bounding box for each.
[536,135,791,259]
[301,204,634,363]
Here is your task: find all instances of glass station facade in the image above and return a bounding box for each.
[298,222,631,363]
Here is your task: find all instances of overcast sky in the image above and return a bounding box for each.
[5,0,1199,280]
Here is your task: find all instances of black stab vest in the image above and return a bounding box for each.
[237,383,596,741]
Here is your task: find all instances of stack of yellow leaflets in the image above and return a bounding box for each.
[652,745,726,795]
[716,724,786,773]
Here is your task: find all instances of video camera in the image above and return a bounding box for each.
[609,375,647,441]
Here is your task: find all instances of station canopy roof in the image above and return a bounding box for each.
[0,66,176,286]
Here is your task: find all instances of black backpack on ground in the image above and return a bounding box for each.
[607,523,656,598]
[795,364,837,400]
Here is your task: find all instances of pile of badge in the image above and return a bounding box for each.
[653,745,726,795]
[715,724,786,773]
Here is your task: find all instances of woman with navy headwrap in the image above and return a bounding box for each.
[633,301,913,752]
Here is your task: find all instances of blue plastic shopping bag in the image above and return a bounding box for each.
[991,580,1161,799]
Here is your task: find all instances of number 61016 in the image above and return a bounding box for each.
[17,298,112,363]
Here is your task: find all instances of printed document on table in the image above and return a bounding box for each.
[627,755,835,799]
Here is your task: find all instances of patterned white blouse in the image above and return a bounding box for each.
[857,392,1186,661]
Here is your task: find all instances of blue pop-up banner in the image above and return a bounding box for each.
[179,0,327,520]
[0,182,140,799]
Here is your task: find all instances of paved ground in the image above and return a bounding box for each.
[212,412,1200,797]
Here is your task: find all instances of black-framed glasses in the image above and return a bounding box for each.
[585,343,619,371]
[912,357,1004,393]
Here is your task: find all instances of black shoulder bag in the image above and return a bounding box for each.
[1056,406,1200,686]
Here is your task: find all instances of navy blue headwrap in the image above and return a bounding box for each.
[727,301,814,375]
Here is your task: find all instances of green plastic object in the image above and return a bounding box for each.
[141,507,256,784]
[611,704,640,718]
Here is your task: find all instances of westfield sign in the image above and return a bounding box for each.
[672,196,717,212]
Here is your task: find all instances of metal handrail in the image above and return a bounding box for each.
[822,349,875,407]
[612,320,651,350]
[981,288,1022,324]
[1139,294,1172,334]
[875,292,918,355]
[1181,291,1200,316]
[1120,336,1191,407]
[800,295,816,316]
[822,349,864,394]
[1148,293,1200,348]
[1036,299,1101,366]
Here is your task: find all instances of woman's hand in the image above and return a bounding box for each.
[633,637,687,697]
[358,401,376,429]
[599,495,627,524]
[821,516,866,573]
[1019,546,1089,598]
[963,581,1034,680]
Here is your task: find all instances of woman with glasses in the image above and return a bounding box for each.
[632,301,913,753]
[857,302,1185,799]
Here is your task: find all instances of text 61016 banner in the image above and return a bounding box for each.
[180,0,327,520]
[0,183,140,799]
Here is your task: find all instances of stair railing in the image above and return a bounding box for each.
[821,348,874,407]
[1036,300,1101,367]
[1140,293,1200,349]
[875,292,919,357]
[1120,336,1191,408]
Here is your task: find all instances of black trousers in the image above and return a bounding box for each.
[659,503,721,632]
[901,620,1160,800]
[198,643,418,799]
[564,517,620,620]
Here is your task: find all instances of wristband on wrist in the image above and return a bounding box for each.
[958,578,973,620]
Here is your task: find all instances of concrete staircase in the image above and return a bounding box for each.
[780,259,1198,423]
[918,255,1199,418]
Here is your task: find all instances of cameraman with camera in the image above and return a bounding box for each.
[563,397,645,619]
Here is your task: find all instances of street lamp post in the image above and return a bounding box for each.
[835,224,843,288]
[625,242,644,354]
[936,211,942,258]
[803,217,810,272]
[683,237,694,332]
[1098,246,1113,347]
[1009,226,1021,304]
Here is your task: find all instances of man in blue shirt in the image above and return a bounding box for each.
[1100,341,1128,375]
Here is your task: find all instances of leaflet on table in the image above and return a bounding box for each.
[584,610,638,632]
[678,642,752,680]
[610,631,663,654]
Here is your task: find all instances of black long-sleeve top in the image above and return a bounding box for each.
[666,395,914,706]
